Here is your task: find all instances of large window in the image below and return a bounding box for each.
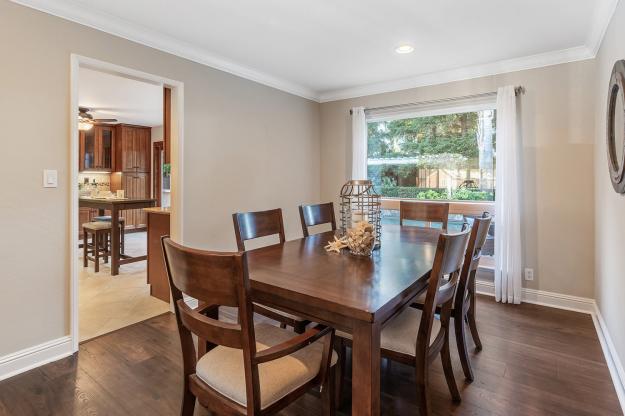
[367,109,496,202]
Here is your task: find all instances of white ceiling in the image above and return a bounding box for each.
[79,67,163,127]
[15,0,619,102]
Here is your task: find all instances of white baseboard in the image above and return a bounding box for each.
[592,305,625,413]
[475,280,595,313]
[0,336,73,382]
[476,279,624,413]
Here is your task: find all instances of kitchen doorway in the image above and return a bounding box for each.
[69,55,184,351]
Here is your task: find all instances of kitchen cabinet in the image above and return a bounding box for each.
[111,172,150,230]
[79,125,114,172]
[115,125,151,173]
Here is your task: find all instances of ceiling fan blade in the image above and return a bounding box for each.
[93,118,118,122]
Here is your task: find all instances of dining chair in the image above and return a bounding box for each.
[299,202,336,237]
[412,212,492,382]
[337,227,470,416]
[399,200,450,230]
[233,208,311,333]
[162,237,337,416]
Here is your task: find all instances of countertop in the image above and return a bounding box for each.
[143,207,171,215]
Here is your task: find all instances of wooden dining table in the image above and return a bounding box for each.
[246,224,441,416]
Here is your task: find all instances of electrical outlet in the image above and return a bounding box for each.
[524,268,534,281]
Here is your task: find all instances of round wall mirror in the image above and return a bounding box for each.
[607,60,625,193]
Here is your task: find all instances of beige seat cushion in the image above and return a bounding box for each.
[381,308,441,355]
[195,323,337,409]
[414,291,426,304]
[254,303,305,322]
[337,307,440,357]
[82,221,112,231]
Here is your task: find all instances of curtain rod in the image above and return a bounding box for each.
[349,86,525,114]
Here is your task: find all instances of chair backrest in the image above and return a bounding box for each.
[232,208,286,251]
[418,228,470,356]
[455,212,493,310]
[161,237,262,409]
[299,202,336,237]
[399,201,450,230]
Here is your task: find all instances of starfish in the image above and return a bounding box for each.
[325,236,348,253]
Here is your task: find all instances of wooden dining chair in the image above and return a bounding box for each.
[299,202,336,237]
[337,228,470,416]
[412,212,492,382]
[162,237,337,416]
[400,200,450,230]
[233,209,310,333]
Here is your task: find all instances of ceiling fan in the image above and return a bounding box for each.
[78,107,118,130]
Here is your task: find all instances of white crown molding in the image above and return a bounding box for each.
[318,45,595,102]
[0,336,73,381]
[587,0,621,56]
[10,0,319,102]
[10,0,617,103]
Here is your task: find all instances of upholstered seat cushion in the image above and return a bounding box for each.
[336,307,441,356]
[93,215,125,222]
[254,303,306,322]
[195,323,336,409]
[82,221,112,231]
[414,291,426,304]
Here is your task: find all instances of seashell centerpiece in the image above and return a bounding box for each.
[345,220,376,256]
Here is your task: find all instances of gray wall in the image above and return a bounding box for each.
[319,61,596,298]
[0,1,320,356]
[593,0,625,383]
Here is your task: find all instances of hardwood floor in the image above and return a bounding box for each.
[0,295,620,416]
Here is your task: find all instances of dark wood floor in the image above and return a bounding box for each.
[0,295,621,416]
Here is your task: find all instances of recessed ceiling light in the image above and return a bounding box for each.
[395,45,414,54]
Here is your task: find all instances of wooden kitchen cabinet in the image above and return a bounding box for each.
[111,172,150,230]
[115,125,151,173]
[79,125,115,172]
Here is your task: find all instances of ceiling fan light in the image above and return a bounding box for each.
[79,122,93,131]
[395,44,414,54]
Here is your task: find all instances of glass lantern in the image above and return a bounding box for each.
[339,180,382,249]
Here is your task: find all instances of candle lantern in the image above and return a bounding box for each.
[339,180,382,250]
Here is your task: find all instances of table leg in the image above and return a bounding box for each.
[351,320,381,416]
[111,206,120,275]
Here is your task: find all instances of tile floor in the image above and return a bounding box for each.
[78,231,171,342]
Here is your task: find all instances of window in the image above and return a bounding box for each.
[367,108,496,202]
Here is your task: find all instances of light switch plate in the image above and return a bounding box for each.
[43,169,58,188]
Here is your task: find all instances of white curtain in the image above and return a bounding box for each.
[351,107,367,180]
[494,86,523,304]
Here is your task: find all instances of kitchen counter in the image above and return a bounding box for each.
[143,207,171,215]
[145,207,171,302]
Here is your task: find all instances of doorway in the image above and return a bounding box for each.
[69,55,184,351]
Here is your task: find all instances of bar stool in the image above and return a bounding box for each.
[82,222,112,273]
[93,215,126,254]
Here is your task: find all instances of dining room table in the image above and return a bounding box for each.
[245,224,441,416]
[79,196,157,275]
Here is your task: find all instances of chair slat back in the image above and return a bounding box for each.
[162,237,262,411]
[400,201,450,230]
[233,208,285,251]
[299,202,336,237]
[162,237,256,348]
[417,229,470,356]
[465,213,492,273]
[456,212,493,309]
